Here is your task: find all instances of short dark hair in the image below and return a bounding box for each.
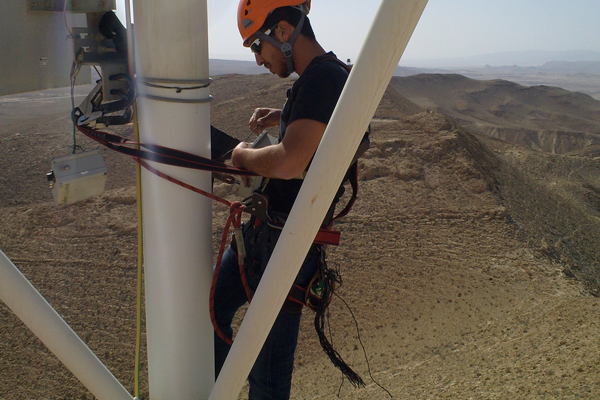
[262,6,316,41]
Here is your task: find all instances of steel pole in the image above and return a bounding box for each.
[132,0,214,398]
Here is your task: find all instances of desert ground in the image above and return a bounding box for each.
[1,72,599,399]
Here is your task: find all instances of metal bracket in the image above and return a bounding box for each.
[72,12,129,103]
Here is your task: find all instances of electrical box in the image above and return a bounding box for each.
[47,149,107,204]
[236,132,278,198]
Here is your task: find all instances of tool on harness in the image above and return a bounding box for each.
[306,268,335,311]
[286,260,337,312]
[243,192,271,223]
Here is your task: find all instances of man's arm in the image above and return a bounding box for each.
[231,118,326,180]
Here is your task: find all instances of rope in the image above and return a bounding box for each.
[208,202,245,345]
[137,157,258,345]
[76,124,255,176]
[133,107,144,398]
[136,159,232,207]
[133,158,244,346]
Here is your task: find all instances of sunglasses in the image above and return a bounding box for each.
[250,25,277,56]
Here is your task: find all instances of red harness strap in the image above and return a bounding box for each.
[138,158,245,345]
[209,202,246,345]
[314,228,340,246]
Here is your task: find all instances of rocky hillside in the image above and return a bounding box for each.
[389,73,600,154]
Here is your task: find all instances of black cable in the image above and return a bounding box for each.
[70,60,79,153]
[138,80,211,93]
[217,126,260,161]
[314,264,364,388]
[324,303,345,398]
[324,265,346,397]
[334,292,393,398]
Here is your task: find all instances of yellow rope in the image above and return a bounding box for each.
[124,2,143,397]
[133,103,144,399]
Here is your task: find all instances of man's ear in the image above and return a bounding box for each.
[276,20,294,42]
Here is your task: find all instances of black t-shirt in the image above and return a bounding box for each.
[263,52,350,216]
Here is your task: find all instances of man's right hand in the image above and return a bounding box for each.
[249,108,281,133]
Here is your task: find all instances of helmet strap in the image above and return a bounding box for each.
[255,13,306,75]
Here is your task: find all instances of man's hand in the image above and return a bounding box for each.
[232,141,250,169]
[232,142,251,186]
[230,119,326,180]
[249,108,281,133]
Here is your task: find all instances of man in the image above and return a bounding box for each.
[213,1,353,398]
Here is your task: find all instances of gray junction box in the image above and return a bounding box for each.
[48,149,107,204]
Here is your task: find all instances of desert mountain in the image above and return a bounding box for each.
[389,73,600,154]
[447,63,600,102]
[399,50,600,68]
[210,56,600,101]
[0,74,599,399]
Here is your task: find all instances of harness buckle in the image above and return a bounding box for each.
[242,192,270,223]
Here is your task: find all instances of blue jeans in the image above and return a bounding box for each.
[213,241,319,400]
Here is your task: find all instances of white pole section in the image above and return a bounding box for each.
[209,0,429,398]
[0,250,133,400]
[132,0,214,398]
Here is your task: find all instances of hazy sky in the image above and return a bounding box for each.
[117,0,599,65]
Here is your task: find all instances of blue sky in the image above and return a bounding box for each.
[117,0,600,66]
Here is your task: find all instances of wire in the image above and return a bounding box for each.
[93,65,103,80]
[64,0,84,154]
[123,0,144,395]
[69,60,83,153]
[326,307,346,397]
[218,125,261,161]
[62,0,73,37]
[334,292,393,398]
[133,104,144,399]
[315,265,364,388]
[137,79,211,93]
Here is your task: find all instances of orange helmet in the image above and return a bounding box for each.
[237,0,311,46]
